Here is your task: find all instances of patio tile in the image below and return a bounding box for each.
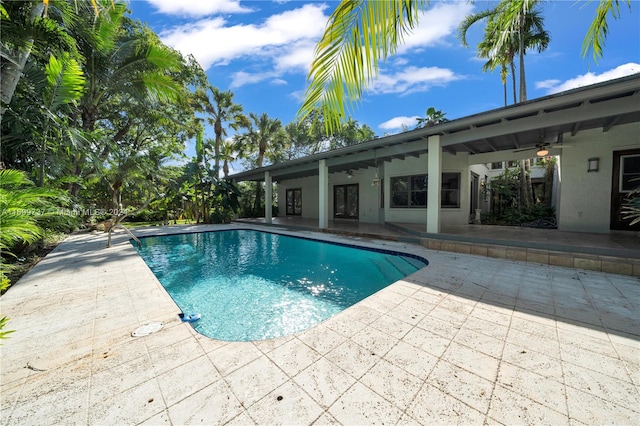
[565,386,640,425]
[90,355,156,404]
[88,378,164,425]
[488,384,569,425]
[501,342,563,379]
[382,340,438,380]
[245,380,324,426]
[149,334,208,376]
[386,303,427,325]
[325,340,381,380]
[496,362,567,414]
[441,341,500,382]
[369,313,414,339]
[155,355,223,407]
[562,362,639,410]
[402,326,451,358]
[207,341,264,376]
[265,338,322,377]
[349,325,399,357]
[359,358,423,410]
[310,412,341,425]
[223,356,289,408]
[453,327,505,358]
[505,328,561,359]
[297,325,347,355]
[4,364,91,426]
[166,381,244,425]
[425,360,493,414]
[292,357,356,408]
[328,382,404,425]
[407,383,487,425]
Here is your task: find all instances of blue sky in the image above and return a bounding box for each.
[127,0,640,167]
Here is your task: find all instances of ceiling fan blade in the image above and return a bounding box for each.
[513,146,537,153]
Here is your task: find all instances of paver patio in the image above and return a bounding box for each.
[1,224,638,425]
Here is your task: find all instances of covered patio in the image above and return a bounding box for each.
[234,217,640,276]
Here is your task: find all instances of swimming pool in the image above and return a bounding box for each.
[135,229,427,341]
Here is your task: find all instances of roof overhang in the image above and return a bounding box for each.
[229,74,640,182]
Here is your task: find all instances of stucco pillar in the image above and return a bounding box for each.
[264,171,272,224]
[319,159,329,229]
[427,135,441,234]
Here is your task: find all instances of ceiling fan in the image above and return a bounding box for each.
[513,134,571,156]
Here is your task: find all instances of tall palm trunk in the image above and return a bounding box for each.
[518,13,527,103]
[0,2,45,119]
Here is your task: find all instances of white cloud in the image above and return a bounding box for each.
[230,70,275,88]
[159,4,328,71]
[397,2,476,54]
[537,63,640,94]
[270,79,288,86]
[145,0,251,17]
[371,66,462,95]
[379,116,420,130]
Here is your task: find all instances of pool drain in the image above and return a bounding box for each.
[131,322,164,337]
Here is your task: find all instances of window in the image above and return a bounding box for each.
[286,188,302,215]
[391,175,427,208]
[334,184,358,218]
[441,173,461,208]
[390,173,461,208]
[620,155,640,192]
[490,162,503,170]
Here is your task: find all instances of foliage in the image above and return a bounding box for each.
[0,316,14,343]
[416,107,448,128]
[300,0,630,131]
[298,0,428,133]
[621,181,640,226]
[483,164,555,226]
[0,169,69,291]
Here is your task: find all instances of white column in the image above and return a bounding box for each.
[319,159,329,229]
[427,135,441,234]
[264,171,272,224]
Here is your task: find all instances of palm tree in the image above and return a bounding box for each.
[299,0,631,131]
[416,107,448,128]
[235,113,283,215]
[219,139,236,178]
[206,88,248,178]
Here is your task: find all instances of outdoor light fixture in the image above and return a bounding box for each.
[588,157,599,172]
[536,147,549,156]
[347,170,353,178]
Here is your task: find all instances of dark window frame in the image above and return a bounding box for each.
[286,188,302,215]
[390,172,461,208]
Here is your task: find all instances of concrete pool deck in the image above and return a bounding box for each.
[1,224,639,425]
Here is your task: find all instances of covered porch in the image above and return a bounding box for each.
[234,216,640,276]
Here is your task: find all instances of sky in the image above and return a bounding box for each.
[126,0,640,167]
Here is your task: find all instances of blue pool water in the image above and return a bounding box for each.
[134,230,427,341]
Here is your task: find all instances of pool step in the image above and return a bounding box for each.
[384,255,419,277]
[373,256,418,282]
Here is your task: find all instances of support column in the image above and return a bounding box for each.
[427,135,441,234]
[319,159,329,229]
[264,171,272,225]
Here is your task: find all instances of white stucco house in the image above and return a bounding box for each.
[229,74,640,235]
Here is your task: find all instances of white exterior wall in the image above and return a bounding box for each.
[277,167,383,223]
[383,152,471,226]
[558,122,640,233]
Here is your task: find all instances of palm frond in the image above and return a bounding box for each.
[44,53,86,110]
[581,0,630,61]
[298,0,429,134]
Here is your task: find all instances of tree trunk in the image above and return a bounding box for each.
[524,159,534,206]
[0,2,45,120]
[543,161,554,207]
[519,160,531,209]
[510,61,517,105]
[518,14,527,102]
